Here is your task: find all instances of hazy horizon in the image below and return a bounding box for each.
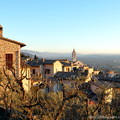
[22,49,120,55]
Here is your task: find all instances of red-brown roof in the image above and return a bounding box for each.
[0,37,26,47]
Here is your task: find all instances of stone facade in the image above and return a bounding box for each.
[0,25,25,76]
[0,25,31,92]
[44,60,63,79]
[0,38,21,76]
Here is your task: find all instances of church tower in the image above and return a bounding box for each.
[72,49,76,62]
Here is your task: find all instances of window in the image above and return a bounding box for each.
[45,69,50,74]
[32,69,36,74]
[6,54,13,69]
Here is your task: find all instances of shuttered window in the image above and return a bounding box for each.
[6,54,13,69]
[33,69,36,74]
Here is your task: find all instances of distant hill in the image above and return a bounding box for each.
[21,49,120,72]
[21,49,72,59]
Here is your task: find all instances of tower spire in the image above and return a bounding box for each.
[72,49,76,62]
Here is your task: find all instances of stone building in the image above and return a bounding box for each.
[28,59,63,80]
[0,25,31,91]
[0,25,25,75]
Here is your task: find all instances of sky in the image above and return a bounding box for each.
[0,0,120,54]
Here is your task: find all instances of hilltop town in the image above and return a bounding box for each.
[1,26,120,119]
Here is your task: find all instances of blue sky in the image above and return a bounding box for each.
[0,0,120,54]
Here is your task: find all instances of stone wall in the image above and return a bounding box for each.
[0,38,21,76]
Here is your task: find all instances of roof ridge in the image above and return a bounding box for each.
[0,36,26,47]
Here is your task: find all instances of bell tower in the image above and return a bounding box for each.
[72,49,76,62]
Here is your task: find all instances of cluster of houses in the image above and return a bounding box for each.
[1,25,120,104]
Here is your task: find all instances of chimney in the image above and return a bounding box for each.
[0,25,3,37]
